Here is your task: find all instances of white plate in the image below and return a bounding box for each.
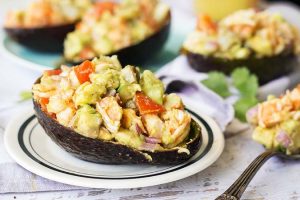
[4,106,224,189]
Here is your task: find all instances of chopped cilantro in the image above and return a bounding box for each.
[231,67,258,97]
[201,72,231,98]
[201,67,259,122]
[234,97,258,122]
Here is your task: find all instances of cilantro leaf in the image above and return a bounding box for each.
[234,96,258,122]
[231,67,250,86]
[19,90,32,102]
[201,71,231,98]
[231,67,258,97]
[201,67,259,122]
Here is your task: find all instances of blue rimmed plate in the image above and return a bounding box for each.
[4,104,224,189]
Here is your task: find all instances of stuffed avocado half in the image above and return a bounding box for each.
[4,0,91,52]
[32,56,202,164]
[247,85,300,155]
[182,9,300,84]
[63,0,171,65]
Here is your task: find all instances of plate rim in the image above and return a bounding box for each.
[4,105,224,189]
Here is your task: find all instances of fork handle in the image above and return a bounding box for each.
[215,150,278,200]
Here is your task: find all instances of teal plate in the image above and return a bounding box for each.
[0,16,194,72]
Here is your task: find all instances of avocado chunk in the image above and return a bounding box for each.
[73,82,106,106]
[90,69,120,89]
[140,70,164,104]
[163,93,184,110]
[253,126,276,149]
[277,120,300,154]
[118,83,141,103]
[247,35,273,57]
[93,36,113,55]
[64,31,91,60]
[118,66,141,102]
[92,55,122,72]
[121,65,139,84]
[114,128,144,149]
[73,105,102,139]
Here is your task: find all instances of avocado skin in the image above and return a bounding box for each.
[65,12,171,66]
[185,51,298,85]
[5,23,76,53]
[33,97,202,165]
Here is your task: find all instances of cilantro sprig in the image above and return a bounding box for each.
[201,67,259,122]
[19,90,32,102]
[201,72,231,98]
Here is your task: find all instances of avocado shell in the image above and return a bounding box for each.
[4,23,76,52]
[64,12,171,66]
[184,50,299,85]
[32,89,202,164]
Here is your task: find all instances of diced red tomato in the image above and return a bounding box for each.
[44,69,62,76]
[135,92,165,115]
[40,97,49,106]
[39,97,49,112]
[196,14,217,34]
[93,2,116,17]
[74,60,94,84]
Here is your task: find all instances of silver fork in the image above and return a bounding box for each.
[215,150,300,200]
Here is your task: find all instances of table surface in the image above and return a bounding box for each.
[1,129,300,200]
[1,1,300,200]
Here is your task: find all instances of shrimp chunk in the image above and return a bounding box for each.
[32,75,60,99]
[56,107,76,127]
[258,98,291,128]
[161,109,191,148]
[142,114,165,139]
[47,94,68,114]
[96,96,123,133]
[122,109,146,135]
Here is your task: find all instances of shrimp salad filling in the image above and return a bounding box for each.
[247,85,300,155]
[5,0,91,28]
[64,0,170,62]
[32,56,192,152]
[183,9,300,60]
